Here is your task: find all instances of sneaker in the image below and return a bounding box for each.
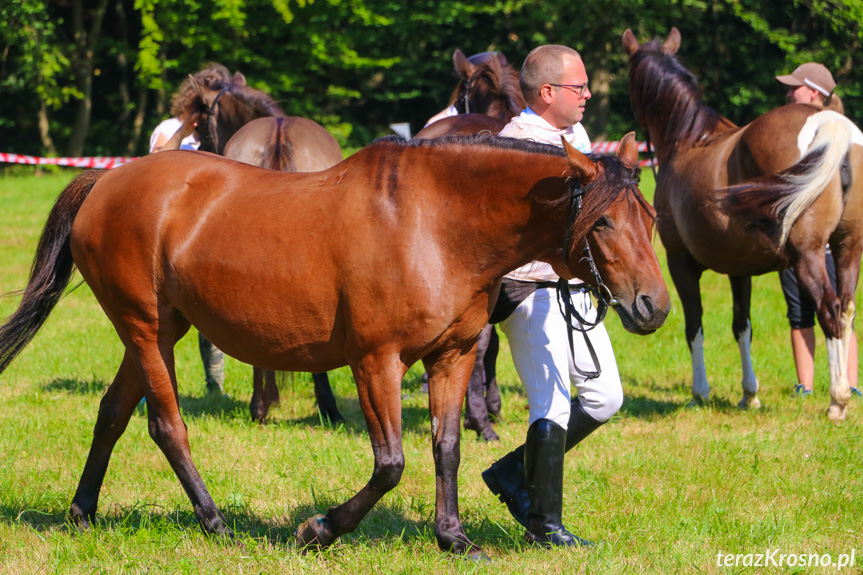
[794,384,812,397]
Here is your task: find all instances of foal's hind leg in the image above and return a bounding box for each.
[70,351,145,528]
[250,367,277,423]
[729,275,760,409]
[667,252,709,404]
[296,353,406,548]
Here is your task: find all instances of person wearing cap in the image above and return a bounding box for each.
[424,51,507,127]
[481,44,621,549]
[775,63,859,398]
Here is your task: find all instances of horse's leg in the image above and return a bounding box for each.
[729,275,760,409]
[796,249,849,420]
[250,367,271,423]
[484,326,501,420]
[313,372,344,424]
[667,252,709,404]
[133,309,232,535]
[69,351,146,528]
[463,325,498,441]
[426,348,484,557]
[827,238,862,420]
[296,353,406,548]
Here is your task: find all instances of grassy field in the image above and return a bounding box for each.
[0,169,861,574]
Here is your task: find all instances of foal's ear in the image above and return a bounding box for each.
[232,71,247,86]
[622,29,640,57]
[561,136,598,183]
[453,49,475,79]
[618,132,639,168]
[662,27,681,55]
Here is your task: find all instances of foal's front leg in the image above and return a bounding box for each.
[729,275,760,409]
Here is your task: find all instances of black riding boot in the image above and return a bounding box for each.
[481,399,604,531]
[524,418,586,546]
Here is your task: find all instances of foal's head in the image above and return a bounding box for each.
[562,134,670,334]
[449,49,525,121]
[175,67,284,154]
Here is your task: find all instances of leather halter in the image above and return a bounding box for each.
[555,179,620,379]
[460,76,474,114]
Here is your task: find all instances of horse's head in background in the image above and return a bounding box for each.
[174,65,284,154]
[448,49,525,121]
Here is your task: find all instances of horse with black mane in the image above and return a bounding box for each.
[623,28,863,420]
[0,133,667,556]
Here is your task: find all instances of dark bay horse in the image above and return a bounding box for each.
[623,28,863,420]
[180,72,345,423]
[0,133,668,556]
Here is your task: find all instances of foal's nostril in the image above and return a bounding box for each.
[637,294,655,318]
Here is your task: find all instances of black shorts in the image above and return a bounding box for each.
[780,251,837,329]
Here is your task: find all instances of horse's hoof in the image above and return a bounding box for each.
[480,429,500,442]
[827,404,847,422]
[69,503,93,531]
[738,395,761,410]
[688,396,707,408]
[296,513,336,549]
[466,548,491,563]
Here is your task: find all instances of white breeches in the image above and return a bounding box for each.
[499,286,622,428]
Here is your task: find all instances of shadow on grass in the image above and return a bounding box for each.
[620,376,752,418]
[1,499,518,551]
[42,377,109,395]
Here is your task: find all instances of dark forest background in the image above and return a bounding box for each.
[1,0,860,156]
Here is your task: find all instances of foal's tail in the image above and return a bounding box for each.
[0,170,103,375]
[720,113,857,247]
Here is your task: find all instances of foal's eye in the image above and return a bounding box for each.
[594,216,612,230]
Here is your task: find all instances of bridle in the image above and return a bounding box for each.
[199,87,231,152]
[555,178,620,379]
[459,76,475,114]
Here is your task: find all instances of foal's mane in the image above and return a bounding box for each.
[628,39,728,151]
[376,134,645,240]
[449,58,525,117]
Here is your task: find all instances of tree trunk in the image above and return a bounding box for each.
[126,88,148,156]
[37,98,57,156]
[66,0,110,157]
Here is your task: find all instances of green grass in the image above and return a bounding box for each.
[0,170,861,574]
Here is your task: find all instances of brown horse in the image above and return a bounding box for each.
[623,28,863,420]
[0,133,667,556]
[180,72,345,423]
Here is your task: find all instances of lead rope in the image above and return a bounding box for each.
[555,181,615,379]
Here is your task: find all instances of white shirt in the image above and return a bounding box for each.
[499,108,591,282]
[149,118,200,153]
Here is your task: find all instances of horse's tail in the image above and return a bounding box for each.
[720,113,856,247]
[0,170,103,375]
[261,117,296,172]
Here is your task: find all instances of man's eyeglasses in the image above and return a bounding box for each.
[548,82,589,98]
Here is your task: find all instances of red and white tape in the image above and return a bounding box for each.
[0,141,655,170]
[0,153,137,170]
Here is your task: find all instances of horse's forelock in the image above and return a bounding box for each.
[569,156,647,243]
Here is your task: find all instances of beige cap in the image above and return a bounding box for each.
[776,62,836,96]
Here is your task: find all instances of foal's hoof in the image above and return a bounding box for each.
[479,428,500,442]
[827,404,847,422]
[688,396,708,408]
[296,514,336,549]
[466,548,491,563]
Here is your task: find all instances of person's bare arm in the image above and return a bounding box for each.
[152,117,198,153]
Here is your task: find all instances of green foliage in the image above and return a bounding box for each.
[2,1,863,154]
